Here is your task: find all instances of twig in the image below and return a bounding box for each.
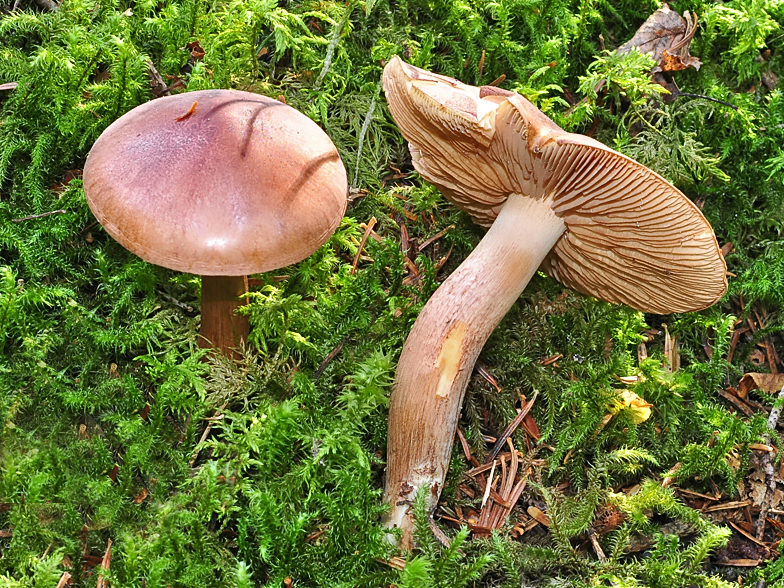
[417,225,455,252]
[730,521,769,548]
[314,6,352,89]
[675,92,738,111]
[11,209,66,223]
[676,487,720,501]
[456,427,480,467]
[148,60,170,97]
[486,391,538,463]
[475,360,501,392]
[352,84,380,188]
[488,74,506,87]
[481,460,496,509]
[717,387,756,417]
[159,291,193,312]
[351,216,377,275]
[589,530,607,561]
[314,336,348,380]
[428,517,453,549]
[703,500,752,513]
[189,402,228,466]
[756,382,784,540]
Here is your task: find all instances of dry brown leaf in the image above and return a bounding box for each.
[618,4,701,72]
[662,324,680,373]
[527,506,551,526]
[133,488,149,503]
[750,468,767,507]
[186,40,206,60]
[96,538,112,588]
[739,373,784,398]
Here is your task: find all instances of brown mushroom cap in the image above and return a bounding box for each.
[83,90,348,276]
[383,56,727,314]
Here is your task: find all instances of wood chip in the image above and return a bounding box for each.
[378,556,407,571]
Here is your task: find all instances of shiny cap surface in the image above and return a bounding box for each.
[84,90,348,275]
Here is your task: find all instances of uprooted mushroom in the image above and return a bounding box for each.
[382,56,727,548]
[83,89,348,357]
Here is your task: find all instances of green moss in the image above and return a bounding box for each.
[1,0,784,585]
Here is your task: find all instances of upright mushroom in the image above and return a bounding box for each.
[83,90,347,356]
[382,56,727,547]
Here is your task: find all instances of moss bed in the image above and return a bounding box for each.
[1,0,784,586]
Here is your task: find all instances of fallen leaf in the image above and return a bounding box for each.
[618,5,701,71]
[604,389,653,426]
[738,373,784,398]
[750,468,767,507]
[617,4,701,100]
[186,41,205,60]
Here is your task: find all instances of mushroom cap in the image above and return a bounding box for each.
[383,56,727,314]
[83,90,348,276]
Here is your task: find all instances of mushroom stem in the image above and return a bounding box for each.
[384,194,565,548]
[199,275,249,358]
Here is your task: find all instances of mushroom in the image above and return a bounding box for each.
[83,90,347,356]
[382,56,727,547]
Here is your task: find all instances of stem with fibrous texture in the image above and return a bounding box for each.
[199,275,249,358]
[383,194,565,548]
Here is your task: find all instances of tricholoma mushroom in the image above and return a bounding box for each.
[84,90,348,357]
[382,56,727,547]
